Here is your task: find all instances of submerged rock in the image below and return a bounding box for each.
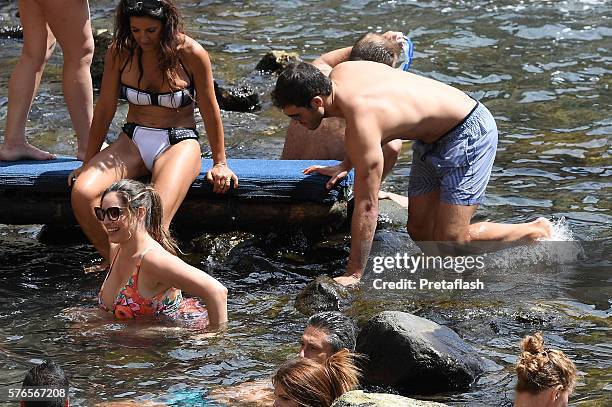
[356,311,484,394]
[332,391,448,407]
[214,80,260,112]
[255,50,301,73]
[295,275,350,315]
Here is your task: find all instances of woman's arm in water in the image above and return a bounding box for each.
[144,250,229,328]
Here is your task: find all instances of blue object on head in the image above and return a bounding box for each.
[399,36,414,72]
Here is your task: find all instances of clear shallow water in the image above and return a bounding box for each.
[0,0,610,405]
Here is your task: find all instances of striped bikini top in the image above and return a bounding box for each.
[119,59,195,109]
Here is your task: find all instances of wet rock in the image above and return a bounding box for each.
[356,311,484,394]
[0,25,22,39]
[332,391,448,407]
[295,275,350,315]
[214,80,260,112]
[91,30,113,89]
[255,50,301,73]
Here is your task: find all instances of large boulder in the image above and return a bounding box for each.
[255,50,301,73]
[295,275,350,315]
[332,391,448,407]
[356,311,483,394]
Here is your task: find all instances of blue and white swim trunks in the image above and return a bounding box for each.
[408,101,498,206]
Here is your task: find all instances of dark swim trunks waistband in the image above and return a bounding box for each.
[122,123,199,144]
[438,96,480,142]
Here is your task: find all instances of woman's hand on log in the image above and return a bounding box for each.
[206,163,238,194]
[303,163,350,189]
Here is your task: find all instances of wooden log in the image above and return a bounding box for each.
[0,157,353,231]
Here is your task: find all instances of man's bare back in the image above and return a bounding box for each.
[329,61,476,145]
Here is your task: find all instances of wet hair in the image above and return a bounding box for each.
[272,349,360,407]
[21,360,69,407]
[114,0,185,91]
[307,312,356,353]
[516,332,577,394]
[349,33,402,67]
[272,62,332,108]
[101,179,178,255]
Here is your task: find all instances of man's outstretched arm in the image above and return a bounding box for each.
[335,113,384,286]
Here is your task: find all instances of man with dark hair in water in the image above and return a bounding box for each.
[281,31,405,192]
[299,311,357,363]
[210,311,357,405]
[21,360,69,407]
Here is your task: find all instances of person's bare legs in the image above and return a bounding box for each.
[407,190,440,241]
[41,0,94,160]
[150,140,202,230]
[434,203,552,242]
[381,139,402,180]
[71,135,147,260]
[0,0,56,161]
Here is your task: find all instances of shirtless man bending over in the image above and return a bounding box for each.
[272,61,551,285]
[282,32,404,196]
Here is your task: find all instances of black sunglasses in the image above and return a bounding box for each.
[94,206,128,222]
[125,0,164,14]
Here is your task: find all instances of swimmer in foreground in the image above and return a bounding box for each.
[96,179,228,328]
[70,0,237,263]
[21,360,69,407]
[209,311,356,405]
[514,332,577,407]
[272,349,360,407]
[272,60,552,286]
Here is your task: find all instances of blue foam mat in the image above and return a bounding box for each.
[0,157,354,203]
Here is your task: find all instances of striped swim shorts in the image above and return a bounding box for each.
[407,102,498,206]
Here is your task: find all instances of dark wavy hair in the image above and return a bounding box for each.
[272,62,332,108]
[114,0,185,90]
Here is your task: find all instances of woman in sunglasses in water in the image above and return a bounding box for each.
[96,179,228,325]
[70,0,237,263]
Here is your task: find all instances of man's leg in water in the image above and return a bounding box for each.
[434,203,552,246]
[407,190,439,241]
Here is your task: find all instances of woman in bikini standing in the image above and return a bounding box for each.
[70,0,237,261]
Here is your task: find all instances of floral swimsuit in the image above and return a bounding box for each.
[98,248,182,319]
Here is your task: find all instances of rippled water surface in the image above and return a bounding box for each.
[0,1,610,406]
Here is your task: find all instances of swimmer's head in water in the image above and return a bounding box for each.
[306,311,357,353]
[516,332,577,405]
[349,32,403,68]
[22,360,69,407]
[101,179,179,255]
[272,350,360,407]
[114,0,185,89]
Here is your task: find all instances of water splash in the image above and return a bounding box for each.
[544,216,575,241]
[485,218,583,269]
